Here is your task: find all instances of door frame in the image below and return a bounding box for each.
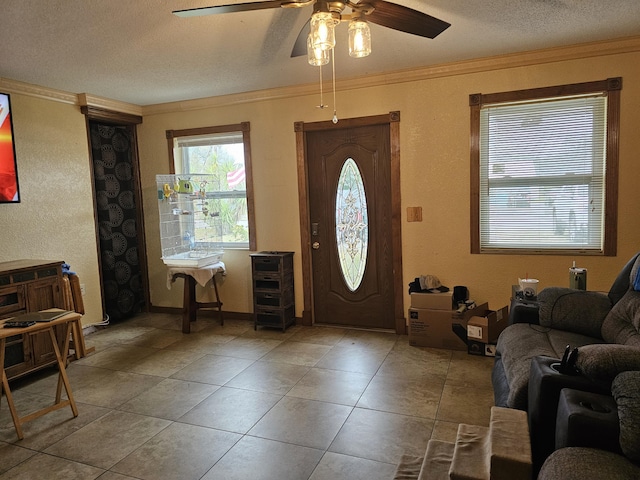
[81,106,150,320]
[294,111,405,334]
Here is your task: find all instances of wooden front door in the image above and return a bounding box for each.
[300,114,402,330]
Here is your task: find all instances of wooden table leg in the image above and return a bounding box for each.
[182,275,197,334]
[0,338,25,440]
[211,275,224,326]
[49,324,78,417]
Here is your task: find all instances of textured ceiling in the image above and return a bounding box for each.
[1,0,639,106]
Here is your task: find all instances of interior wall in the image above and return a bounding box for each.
[137,48,640,318]
[0,94,103,326]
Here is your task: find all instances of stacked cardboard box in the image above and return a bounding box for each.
[408,291,488,350]
[466,306,509,356]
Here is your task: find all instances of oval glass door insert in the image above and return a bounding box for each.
[335,157,368,291]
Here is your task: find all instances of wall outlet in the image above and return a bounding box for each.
[80,284,86,296]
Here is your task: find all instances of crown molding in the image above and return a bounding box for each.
[3,35,640,117]
[0,78,141,115]
[142,34,640,116]
[77,93,142,116]
[0,77,77,104]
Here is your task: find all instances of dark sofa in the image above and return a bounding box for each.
[492,252,640,411]
[491,252,640,478]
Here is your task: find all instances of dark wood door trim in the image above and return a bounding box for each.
[295,112,405,334]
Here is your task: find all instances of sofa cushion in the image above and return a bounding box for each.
[612,370,640,463]
[576,344,640,384]
[538,447,640,480]
[601,290,640,346]
[538,287,610,339]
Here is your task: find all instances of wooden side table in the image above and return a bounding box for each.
[167,263,225,333]
[0,311,81,440]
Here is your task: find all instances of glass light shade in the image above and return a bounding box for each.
[348,19,371,58]
[310,11,337,51]
[307,34,329,66]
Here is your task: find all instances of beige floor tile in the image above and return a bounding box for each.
[224,361,309,394]
[44,410,171,470]
[260,341,333,366]
[309,452,397,480]
[240,324,304,340]
[201,436,323,480]
[0,442,37,474]
[207,336,284,359]
[118,328,185,349]
[3,311,507,479]
[68,370,165,408]
[337,330,399,353]
[96,472,140,480]
[380,343,452,379]
[166,330,236,353]
[287,367,373,406]
[75,345,158,371]
[288,326,348,346]
[249,396,352,449]
[0,398,110,450]
[445,350,495,388]
[0,452,105,479]
[170,354,254,385]
[329,408,434,464]
[85,325,157,345]
[118,378,219,420]
[436,383,495,426]
[111,422,241,480]
[126,348,206,377]
[179,386,282,433]
[202,317,254,336]
[314,345,388,374]
[357,372,445,419]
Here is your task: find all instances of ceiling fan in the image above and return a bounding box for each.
[173,1,451,58]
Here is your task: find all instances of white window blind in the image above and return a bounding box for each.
[479,94,607,252]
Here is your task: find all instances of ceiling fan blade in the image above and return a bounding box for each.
[291,19,311,57]
[173,1,297,17]
[363,0,450,39]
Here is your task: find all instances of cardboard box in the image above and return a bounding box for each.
[466,306,509,344]
[468,340,497,357]
[409,302,489,351]
[410,291,454,310]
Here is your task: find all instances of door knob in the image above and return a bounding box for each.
[312,242,320,250]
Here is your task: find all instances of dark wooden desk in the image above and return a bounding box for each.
[0,312,81,440]
[168,263,224,333]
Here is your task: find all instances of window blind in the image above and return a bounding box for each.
[479,94,607,251]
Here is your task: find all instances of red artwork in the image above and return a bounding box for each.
[0,93,19,202]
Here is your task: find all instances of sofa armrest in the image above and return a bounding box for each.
[538,287,612,338]
[509,297,540,325]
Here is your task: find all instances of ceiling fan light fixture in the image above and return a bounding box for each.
[310,11,338,51]
[307,34,330,66]
[348,18,371,58]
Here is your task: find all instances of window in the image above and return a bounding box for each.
[470,78,621,255]
[166,122,256,250]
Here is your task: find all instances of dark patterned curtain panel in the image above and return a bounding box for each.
[90,123,144,321]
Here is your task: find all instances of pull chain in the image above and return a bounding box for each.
[316,63,328,109]
[331,48,338,124]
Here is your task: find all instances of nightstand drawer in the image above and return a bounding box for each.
[255,289,293,308]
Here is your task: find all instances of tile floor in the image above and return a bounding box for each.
[0,312,495,479]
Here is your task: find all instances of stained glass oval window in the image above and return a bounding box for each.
[335,157,368,291]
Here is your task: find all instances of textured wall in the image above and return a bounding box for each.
[138,49,640,317]
[0,95,103,326]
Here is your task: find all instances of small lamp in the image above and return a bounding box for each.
[310,10,338,51]
[307,34,330,66]
[348,17,371,58]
